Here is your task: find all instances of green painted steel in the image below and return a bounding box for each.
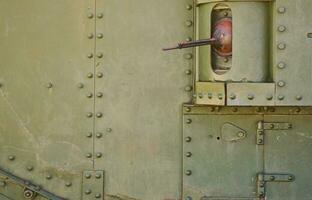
[0,0,312,200]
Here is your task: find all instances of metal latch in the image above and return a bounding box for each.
[256,121,292,145]
[257,173,295,198]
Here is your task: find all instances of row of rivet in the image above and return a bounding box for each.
[276,6,302,102]
[184,106,302,114]
[5,155,72,187]
[184,4,194,200]
[184,117,193,200]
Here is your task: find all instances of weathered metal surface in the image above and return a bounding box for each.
[273,0,312,106]
[264,115,312,200]
[183,114,263,199]
[82,171,104,200]
[227,83,275,106]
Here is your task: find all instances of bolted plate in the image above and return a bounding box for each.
[195,82,225,105]
[227,83,275,106]
[82,171,104,200]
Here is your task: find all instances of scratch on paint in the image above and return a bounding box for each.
[0,89,39,149]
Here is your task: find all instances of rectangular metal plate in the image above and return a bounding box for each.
[273,0,312,106]
[183,114,263,199]
[82,171,104,200]
[264,115,312,200]
[195,82,225,105]
[227,83,275,106]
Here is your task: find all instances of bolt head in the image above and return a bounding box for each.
[296,95,303,101]
[86,112,93,118]
[97,92,103,97]
[277,81,285,87]
[229,93,236,100]
[85,153,92,158]
[185,152,192,157]
[185,137,192,142]
[26,166,34,171]
[184,86,192,92]
[97,13,103,18]
[65,182,72,187]
[237,132,245,138]
[186,119,192,124]
[97,33,103,39]
[96,152,102,158]
[270,176,275,181]
[278,43,286,50]
[95,194,101,198]
[106,128,113,132]
[186,4,192,10]
[185,70,192,75]
[185,20,193,27]
[87,13,94,18]
[278,25,286,32]
[185,170,192,176]
[247,94,254,100]
[277,62,286,69]
[8,155,15,161]
[95,173,102,179]
[278,7,286,13]
[85,189,92,195]
[86,132,93,138]
[278,95,285,100]
[266,94,273,100]
[87,33,94,39]
[86,93,93,98]
[288,175,294,181]
[97,72,103,78]
[87,53,93,58]
[85,173,91,179]
[96,112,103,118]
[96,132,103,138]
[87,73,93,78]
[185,107,191,112]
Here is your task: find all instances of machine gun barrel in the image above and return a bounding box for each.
[162,38,217,51]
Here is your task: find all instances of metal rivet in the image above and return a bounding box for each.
[210,107,215,112]
[87,53,93,58]
[106,128,112,132]
[229,93,236,100]
[85,173,91,179]
[26,166,34,171]
[198,93,203,99]
[65,182,72,187]
[277,62,286,69]
[247,94,254,100]
[46,174,52,180]
[224,57,229,63]
[266,94,273,100]
[185,37,192,42]
[185,170,192,176]
[288,175,293,181]
[186,4,193,10]
[185,107,191,112]
[259,191,265,197]
[96,92,103,97]
[97,33,103,39]
[96,132,103,138]
[185,20,193,27]
[295,107,301,113]
[86,93,93,98]
[87,13,94,18]
[185,137,192,142]
[208,93,213,99]
[218,94,223,100]
[46,82,53,88]
[86,153,92,158]
[97,53,103,58]
[278,25,286,32]
[184,86,192,92]
[232,107,238,112]
[85,189,92,195]
[270,176,275,181]
[0,181,6,187]
[86,112,93,118]
[270,124,275,129]
[296,95,303,101]
[87,73,93,78]
[237,132,245,138]
[278,43,286,50]
[96,152,102,158]
[278,95,285,100]
[95,194,101,198]
[184,53,193,60]
[185,70,192,75]
[96,112,103,118]
[77,83,84,88]
[277,81,285,87]
[97,13,103,18]
[259,181,265,187]
[95,173,102,179]
[278,7,286,14]
[185,152,192,157]
[186,119,192,124]
[8,155,15,161]
[97,72,103,78]
[86,132,93,138]
[87,33,94,39]
[258,139,263,144]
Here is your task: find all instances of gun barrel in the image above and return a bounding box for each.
[163,38,217,51]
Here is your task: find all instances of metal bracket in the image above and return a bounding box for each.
[82,170,104,200]
[0,167,66,200]
[256,121,292,145]
[257,173,295,198]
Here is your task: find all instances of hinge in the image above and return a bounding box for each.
[256,121,292,145]
[82,170,104,200]
[257,173,295,198]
